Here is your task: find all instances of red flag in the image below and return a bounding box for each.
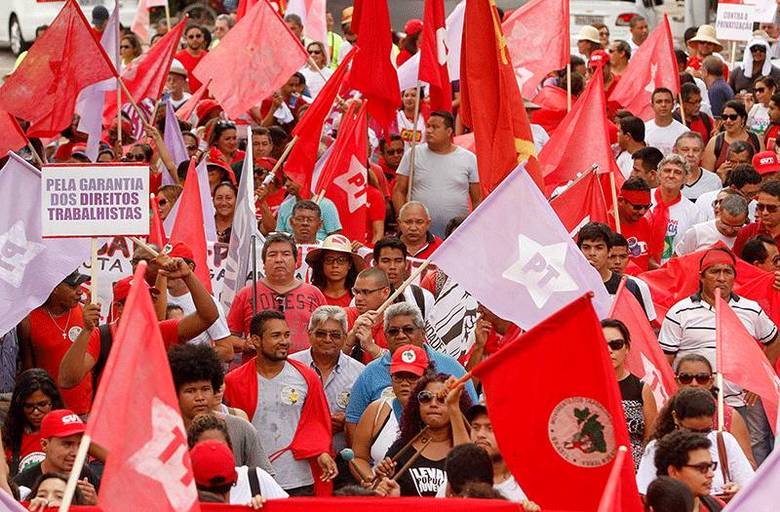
[285,48,357,197]
[149,194,167,247]
[734,270,780,328]
[459,0,543,195]
[539,70,623,196]
[86,262,200,512]
[530,85,569,135]
[471,295,643,511]
[0,0,116,138]
[0,111,28,156]
[597,446,630,512]
[418,0,451,112]
[175,80,211,123]
[320,102,370,243]
[236,0,260,20]
[194,0,308,119]
[349,0,400,131]
[609,14,679,121]
[550,169,609,236]
[170,159,212,293]
[716,293,780,432]
[502,0,570,99]
[609,278,677,408]
[104,18,187,126]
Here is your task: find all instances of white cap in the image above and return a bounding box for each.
[169,59,188,77]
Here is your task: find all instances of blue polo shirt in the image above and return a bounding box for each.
[345,345,478,424]
[275,195,342,241]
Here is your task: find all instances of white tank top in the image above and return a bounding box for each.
[370,398,400,465]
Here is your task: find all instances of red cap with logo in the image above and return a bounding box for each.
[40,409,86,438]
[752,151,780,175]
[390,344,429,376]
[190,440,238,489]
[589,49,609,68]
[112,276,150,303]
[168,241,194,261]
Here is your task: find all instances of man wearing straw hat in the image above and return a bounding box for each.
[689,26,729,82]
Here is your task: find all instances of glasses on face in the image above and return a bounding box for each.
[684,461,718,474]
[23,400,52,413]
[313,329,343,340]
[757,203,780,213]
[187,34,203,39]
[755,87,767,93]
[186,145,197,151]
[722,114,740,121]
[750,46,766,54]
[628,202,651,212]
[123,153,145,162]
[676,372,713,385]
[719,218,746,229]
[417,390,446,405]
[391,373,420,384]
[308,49,323,55]
[386,325,418,337]
[607,339,626,351]
[351,286,385,296]
[324,256,349,266]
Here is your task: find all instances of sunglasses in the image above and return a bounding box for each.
[757,203,780,213]
[187,34,203,39]
[676,372,712,385]
[417,390,446,405]
[386,326,418,337]
[123,153,145,162]
[750,46,766,53]
[684,461,718,474]
[607,339,626,351]
[629,202,652,212]
[755,87,767,93]
[313,329,343,340]
[722,114,740,121]
[308,49,323,55]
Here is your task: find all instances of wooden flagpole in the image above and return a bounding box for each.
[406,82,423,202]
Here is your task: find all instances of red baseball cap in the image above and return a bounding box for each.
[589,49,610,68]
[390,345,429,376]
[752,151,780,175]
[168,241,194,261]
[404,19,423,36]
[190,440,238,489]
[40,410,86,439]
[112,276,150,303]
[195,100,222,121]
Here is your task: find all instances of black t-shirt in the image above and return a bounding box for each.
[604,273,648,317]
[384,437,447,497]
[14,461,99,493]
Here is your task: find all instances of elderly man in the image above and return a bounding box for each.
[397,201,443,259]
[166,60,191,110]
[344,268,392,363]
[289,306,364,454]
[344,303,477,442]
[649,154,705,264]
[288,200,322,246]
[645,88,689,156]
[227,233,326,354]
[609,40,631,76]
[393,111,481,237]
[674,132,722,202]
[696,164,762,221]
[659,247,779,464]
[675,195,749,255]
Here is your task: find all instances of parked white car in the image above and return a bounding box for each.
[0,0,138,56]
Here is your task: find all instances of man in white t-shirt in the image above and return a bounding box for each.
[650,154,706,264]
[675,194,749,255]
[645,88,689,156]
[393,111,482,237]
[166,60,192,110]
[674,132,723,202]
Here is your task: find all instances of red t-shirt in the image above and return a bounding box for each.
[733,221,780,258]
[765,124,780,151]
[175,49,208,93]
[408,234,443,259]
[611,216,653,271]
[345,306,387,364]
[687,114,714,142]
[227,281,325,354]
[27,307,99,415]
[5,430,44,474]
[322,291,353,308]
[365,186,386,245]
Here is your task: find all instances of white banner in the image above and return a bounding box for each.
[41,164,149,238]
[716,3,757,42]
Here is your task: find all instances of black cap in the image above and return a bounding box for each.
[62,270,90,287]
[92,5,110,23]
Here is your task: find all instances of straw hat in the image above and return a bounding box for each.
[305,234,368,270]
[753,29,777,44]
[169,59,188,78]
[577,25,601,45]
[690,25,722,51]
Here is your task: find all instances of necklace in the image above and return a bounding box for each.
[44,307,72,340]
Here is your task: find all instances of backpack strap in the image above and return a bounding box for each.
[714,132,725,159]
[247,467,262,498]
[701,114,713,140]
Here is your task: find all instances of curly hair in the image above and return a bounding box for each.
[2,369,64,467]
[186,414,233,450]
[654,430,712,476]
[167,344,224,395]
[651,387,716,441]
[397,373,472,446]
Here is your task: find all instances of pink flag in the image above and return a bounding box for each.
[285,0,328,51]
[193,0,308,119]
[608,14,679,121]
[716,293,780,432]
[610,278,677,408]
[722,436,780,510]
[430,163,611,331]
[502,0,570,99]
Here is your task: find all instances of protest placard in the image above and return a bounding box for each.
[41,164,150,238]
[716,0,756,42]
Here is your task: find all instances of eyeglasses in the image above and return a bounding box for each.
[676,372,713,385]
[187,34,203,39]
[750,46,766,53]
[22,399,52,413]
[391,373,420,383]
[386,326,418,337]
[718,218,746,229]
[683,461,718,474]
[308,49,323,55]
[756,203,780,213]
[417,390,446,405]
[351,286,385,296]
[186,145,197,151]
[275,295,286,312]
[722,114,740,121]
[123,153,145,162]
[755,87,767,93]
[607,339,626,351]
[323,256,350,265]
[628,202,652,212]
[313,329,343,340]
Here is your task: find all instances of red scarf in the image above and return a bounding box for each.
[649,188,682,260]
[223,358,334,495]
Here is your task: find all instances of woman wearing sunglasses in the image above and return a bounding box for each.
[637,388,754,500]
[702,100,763,175]
[373,373,471,497]
[601,319,657,470]
[301,42,333,99]
[674,354,755,468]
[747,76,776,136]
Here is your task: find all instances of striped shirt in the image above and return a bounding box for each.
[289,349,365,452]
[659,293,777,406]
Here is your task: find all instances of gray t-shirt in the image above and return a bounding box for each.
[224,413,275,476]
[397,144,479,237]
[253,363,312,490]
[682,168,722,202]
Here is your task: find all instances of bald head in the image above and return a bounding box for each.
[398,201,432,246]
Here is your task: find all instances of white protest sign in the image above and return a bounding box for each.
[41,164,150,238]
[747,0,779,23]
[716,1,755,42]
